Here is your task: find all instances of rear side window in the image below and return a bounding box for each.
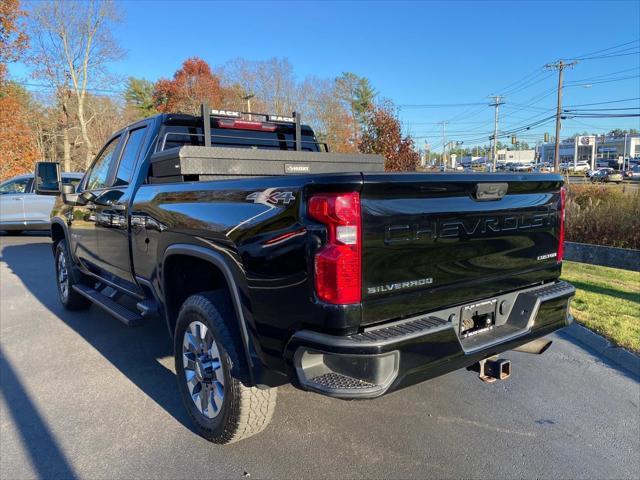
[86,136,120,190]
[115,127,147,186]
[159,124,322,152]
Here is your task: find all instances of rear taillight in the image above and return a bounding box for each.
[558,187,566,262]
[308,192,361,304]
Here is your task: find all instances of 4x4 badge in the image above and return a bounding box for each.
[246,188,295,206]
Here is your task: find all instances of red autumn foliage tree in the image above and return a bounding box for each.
[153,57,228,114]
[0,84,39,181]
[358,100,419,171]
[0,0,28,83]
[0,1,35,181]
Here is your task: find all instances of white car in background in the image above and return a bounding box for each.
[561,161,590,173]
[570,161,591,172]
[0,172,83,234]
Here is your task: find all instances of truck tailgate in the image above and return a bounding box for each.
[360,173,564,325]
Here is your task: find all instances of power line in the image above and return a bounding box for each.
[498,88,558,120]
[446,66,555,124]
[567,39,640,60]
[577,50,640,61]
[567,74,640,87]
[397,102,486,109]
[561,66,638,83]
[500,115,557,136]
[408,120,491,125]
[492,68,545,95]
[13,81,125,95]
[567,113,640,118]
[436,115,558,146]
[504,103,553,112]
[501,71,554,97]
[565,118,625,131]
[565,107,640,112]
[404,40,640,136]
[564,97,640,107]
[403,41,639,144]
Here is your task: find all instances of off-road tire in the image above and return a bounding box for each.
[54,239,91,310]
[174,291,277,444]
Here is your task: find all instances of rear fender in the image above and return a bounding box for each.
[161,244,279,387]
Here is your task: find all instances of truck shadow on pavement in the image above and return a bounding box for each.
[0,240,196,435]
[0,345,79,479]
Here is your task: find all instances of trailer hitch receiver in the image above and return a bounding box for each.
[468,356,511,383]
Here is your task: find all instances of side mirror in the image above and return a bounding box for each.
[34,162,61,195]
[61,183,75,194]
[61,183,80,206]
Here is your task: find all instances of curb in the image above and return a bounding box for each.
[564,242,640,271]
[561,323,640,378]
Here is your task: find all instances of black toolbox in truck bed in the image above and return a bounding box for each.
[149,145,385,180]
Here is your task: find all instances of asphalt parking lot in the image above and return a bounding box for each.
[1,234,638,480]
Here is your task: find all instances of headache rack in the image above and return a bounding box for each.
[148,103,385,182]
[202,103,306,151]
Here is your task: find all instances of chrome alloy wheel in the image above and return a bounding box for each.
[182,321,225,419]
[57,251,69,301]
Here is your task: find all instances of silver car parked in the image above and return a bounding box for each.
[0,172,83,234]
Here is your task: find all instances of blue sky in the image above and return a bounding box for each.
[12,0,640,149]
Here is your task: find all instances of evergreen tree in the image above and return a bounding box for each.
[124,77,157,117]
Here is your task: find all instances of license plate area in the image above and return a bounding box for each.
[459,299,497,338]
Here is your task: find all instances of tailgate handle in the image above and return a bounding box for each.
[473,183,508,201]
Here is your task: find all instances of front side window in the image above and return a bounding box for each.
[86,136,121,190]
[0,177,30,194]
[115,127,147,186]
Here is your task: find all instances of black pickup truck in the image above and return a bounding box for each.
[35,106,575,444]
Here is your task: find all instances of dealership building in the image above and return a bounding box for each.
[458,149,536,166]
[537,134,640,167]
[495,149,536,164]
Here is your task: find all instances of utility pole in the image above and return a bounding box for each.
[545,60,578,172]
[488,95,504,171]
[623,132,628,171]
[242,93,255,120]
[439,121,448,167]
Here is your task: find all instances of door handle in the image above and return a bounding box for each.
[131,213,167,232]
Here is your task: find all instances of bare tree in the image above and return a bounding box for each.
[298,76,355,153]
[221,57,297,115]
[28,0,123,167]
